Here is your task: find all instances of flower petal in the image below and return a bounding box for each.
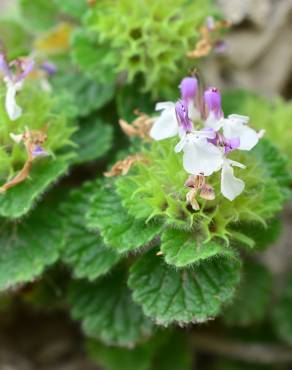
[5,80,22,121]
[150,104,178,141]
[183,136,223,176]
[223,115,258,151]
[205,112,224,131]
[221,161,245,201]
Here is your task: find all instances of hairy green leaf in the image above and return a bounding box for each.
[68,270,153,347]
[71,29,116,83]
[128,249,241,325]
[72,119,113,164]
[0,206,64,291]
[86,185,162,254]
[52,69,115,117]
[0,157,70,219]
[61,181,120,281]
[161,229,234,268]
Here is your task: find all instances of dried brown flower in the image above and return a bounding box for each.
[185,174,215,210]
[187,19,230,59]
[104,153,147,178]
[0,129,48,193]
[119,110,154,141]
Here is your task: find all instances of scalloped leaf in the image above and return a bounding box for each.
[0,205,64,291]
[68,269,153,347]
[0,157,70,219]
[61,181,120,281]
[223,260,272,326]
[52,69,115,117]
[86,185,163,254]
[160,229,234,268]
[273,274,292,345]
[116,83,154,122]
[71,29,116,83]
[128,249,241,325]
[72,119,113,164]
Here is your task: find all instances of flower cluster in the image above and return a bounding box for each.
[150,77,263,201]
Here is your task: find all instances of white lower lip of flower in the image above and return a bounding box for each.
[182,136,224,176]
[5,82,22,121]
[221,160,245,201]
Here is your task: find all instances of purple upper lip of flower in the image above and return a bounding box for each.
[204,87,223,119]
[0,53,12,79]
[179,77,198,103]
[224,137,240,154]
[0,53,34,83]
[175,100,193,133]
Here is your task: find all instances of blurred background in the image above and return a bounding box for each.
[1,0,292,369]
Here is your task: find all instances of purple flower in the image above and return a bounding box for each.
[179,77,198,103]
[40,61,57,75]
[0,53,12,79]
[175,100,193,133]
[32,145,48,158]
[224,137,240,154]
[15,58,35,82]
[204,87,223,119]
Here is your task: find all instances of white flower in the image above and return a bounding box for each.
[149,102,178,140]
[220,159,245,201]
[4,78,23,121]
[175,131,223,176]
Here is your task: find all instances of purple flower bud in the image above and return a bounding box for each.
[224,137,240,154]
[204,87,223,119]
[179,77,198,103]
[40,61,57,75]
[175,100,193,133]
[32,145,48,158]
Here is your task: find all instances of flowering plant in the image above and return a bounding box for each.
[0,1,292,370]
